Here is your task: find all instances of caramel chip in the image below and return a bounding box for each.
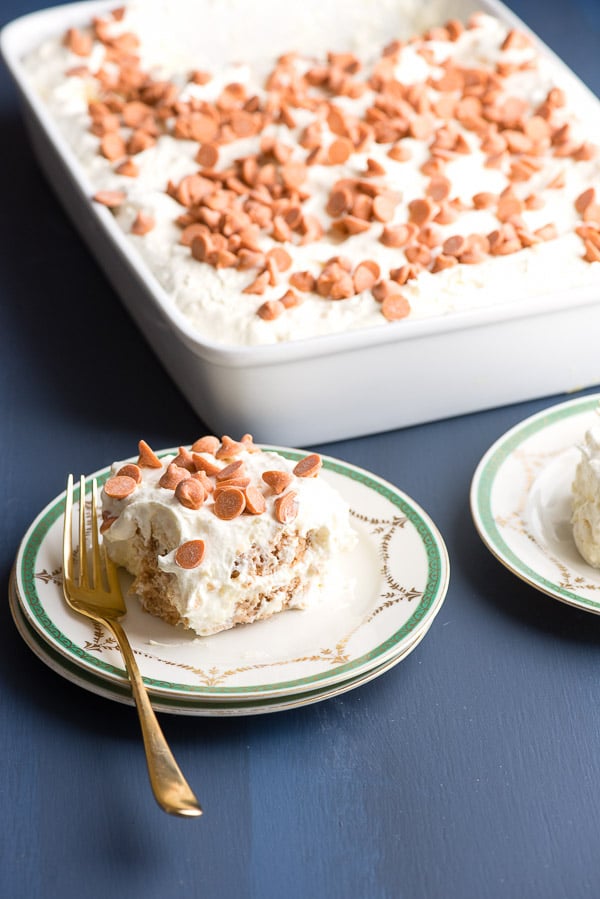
[191,435,220,454]
[93,190,126,208]
[130,211,155,235]
[104,475,137,499]
[575,188,596,215]
[472,192,497,210]
[192,453,222,476]
[214,477,251,492]
[196,143,219,168]
[408,197,435,226]
[388,144,411,162]
[534,223,558,241]
[371,280,399,303]
[243,271,270,295]
[173,446,196,472]
[353,261,380,292]
[100,133,126,161]
[442,234,467,257]
[64,27,93,57]
[326,187,353,218]
[426,176,452,202]
[137,440,162,469]
[293,453,322,478]
[244,486,266,515]
[431,254,459,273]
[328,138,353,165]
[159,463,190,490]
[175,478,205,510]
[381,293,411,321]
[192,470,214,494]
[216,436,246,459]
[214,487,246,520]
[390,264,419,285]
[376,225,399,248]
[115,158,139,178]
[274,490,299,524]
[175,540,205,569]
[266,247,292,273]
[262,470,293,494]
[116,463,142,483]
[257,300,285,320]
[100,515,118,534]
[216,460,246,481]
[497,193,523,223]
[279,289,301,309]
[372,194,397,223]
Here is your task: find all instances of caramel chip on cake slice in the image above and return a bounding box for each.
[244,486,266,515]
[214,487,246,520]
[216,460,246,481]
[116,463,142,483]
[191,470,215,494]
[191,435,220,455]
[104,475,137,499]
[159,463,191,489]
[214,477,251,491]
[137,440,162,469]
[100,514,118,534]
[175,540,205,569]
[192,453,222,476]
[293,454,322,478]
[216,436,245,459]
[274,491,299,524]
[175,478,205,510]
[262,470,293,494]
[240,433,261,453]
[173,446,196,472]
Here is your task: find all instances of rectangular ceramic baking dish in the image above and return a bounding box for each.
[3,0,600,446]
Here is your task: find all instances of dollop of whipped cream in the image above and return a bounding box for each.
[101,443,357,635]
[572,424,600,567]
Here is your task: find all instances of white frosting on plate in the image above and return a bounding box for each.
[22,4,600,346]
[572,424,600,567]
[101,445,357,635]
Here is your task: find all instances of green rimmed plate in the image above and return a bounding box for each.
[13,447,449,704]
[8,573,432,716]
[470,394,600,613]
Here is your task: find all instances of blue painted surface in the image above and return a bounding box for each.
[1,1,600,897]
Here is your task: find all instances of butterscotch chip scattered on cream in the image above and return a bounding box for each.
[101,436,356,635]
[24,3,600,345]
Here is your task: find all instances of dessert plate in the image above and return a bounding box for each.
[8,575,431,716]
[470,393,600,613]
[12,448,449,704]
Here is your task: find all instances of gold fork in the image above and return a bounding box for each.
[62,474,202,818]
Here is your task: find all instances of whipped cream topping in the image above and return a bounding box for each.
[23,3,600,346]
[101,444,356,635]
[572,422,600,567]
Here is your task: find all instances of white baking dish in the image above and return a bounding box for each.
[3,0,600,445]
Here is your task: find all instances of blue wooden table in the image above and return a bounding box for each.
[1,2,600,897]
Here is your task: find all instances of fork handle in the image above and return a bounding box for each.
[105,618,202,817]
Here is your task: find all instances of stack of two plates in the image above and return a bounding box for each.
[10,449,450,716]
